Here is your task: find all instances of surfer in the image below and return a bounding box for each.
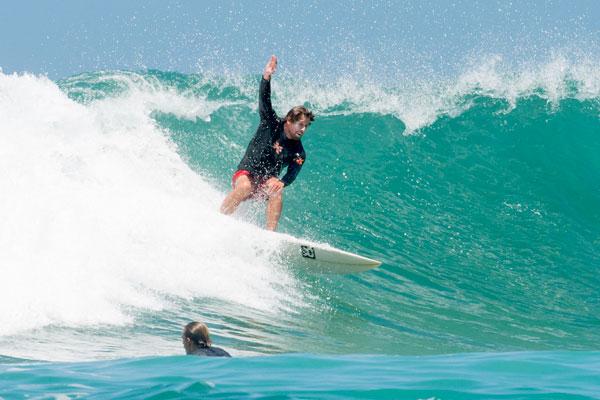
[182,321,231,357]
[220,55,314,231]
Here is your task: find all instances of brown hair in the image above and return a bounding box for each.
[183,321,212,348]
[285,106,315,124]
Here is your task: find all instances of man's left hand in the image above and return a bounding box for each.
[263,55,278,81]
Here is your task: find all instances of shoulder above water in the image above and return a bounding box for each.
[192,346,232,358]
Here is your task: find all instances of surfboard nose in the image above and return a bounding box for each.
[275,236,382,274]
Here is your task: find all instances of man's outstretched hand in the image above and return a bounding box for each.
[263,55,278,81]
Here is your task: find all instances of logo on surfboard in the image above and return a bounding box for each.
[300,245,316,259]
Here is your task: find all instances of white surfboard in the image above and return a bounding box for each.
[274,234,381,274]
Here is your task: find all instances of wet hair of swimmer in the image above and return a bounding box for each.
[182,321,212,348]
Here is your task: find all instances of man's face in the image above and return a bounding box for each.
[285,116,310,140]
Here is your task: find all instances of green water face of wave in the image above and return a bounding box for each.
[169,101,600,354]
[60,71,600,355]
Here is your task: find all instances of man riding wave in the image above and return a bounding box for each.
[220,55,314,230]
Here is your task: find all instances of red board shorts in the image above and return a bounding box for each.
[232,170,269,199]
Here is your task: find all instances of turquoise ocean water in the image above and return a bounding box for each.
[0,60,599,398]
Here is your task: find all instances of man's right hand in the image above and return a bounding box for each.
[264,177,284,196]
[263,55,277,81]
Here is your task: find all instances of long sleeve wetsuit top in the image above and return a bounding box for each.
[236,78,306,186]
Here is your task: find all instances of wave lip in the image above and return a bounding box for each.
[300,54,600,132]
[53,53,600,134]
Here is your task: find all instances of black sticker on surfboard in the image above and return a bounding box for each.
[300,245,316,259]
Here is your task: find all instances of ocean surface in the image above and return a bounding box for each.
[1,57,599,398]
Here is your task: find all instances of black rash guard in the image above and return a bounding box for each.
[191,346,231,357]
[236,78,306,186]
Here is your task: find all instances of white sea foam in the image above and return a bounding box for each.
[266,54,600,132]
[0,71,301,340]
[60,70,234,121]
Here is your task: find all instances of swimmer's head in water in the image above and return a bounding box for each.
[182,321,212,353]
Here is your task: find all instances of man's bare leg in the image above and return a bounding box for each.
[220,175,254,215]
[265,191,283,231]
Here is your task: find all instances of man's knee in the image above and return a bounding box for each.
[234,176,253,195]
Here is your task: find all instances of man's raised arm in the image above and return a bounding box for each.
[259,55,279,129]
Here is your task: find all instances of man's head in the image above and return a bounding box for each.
[284,106,315,140]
